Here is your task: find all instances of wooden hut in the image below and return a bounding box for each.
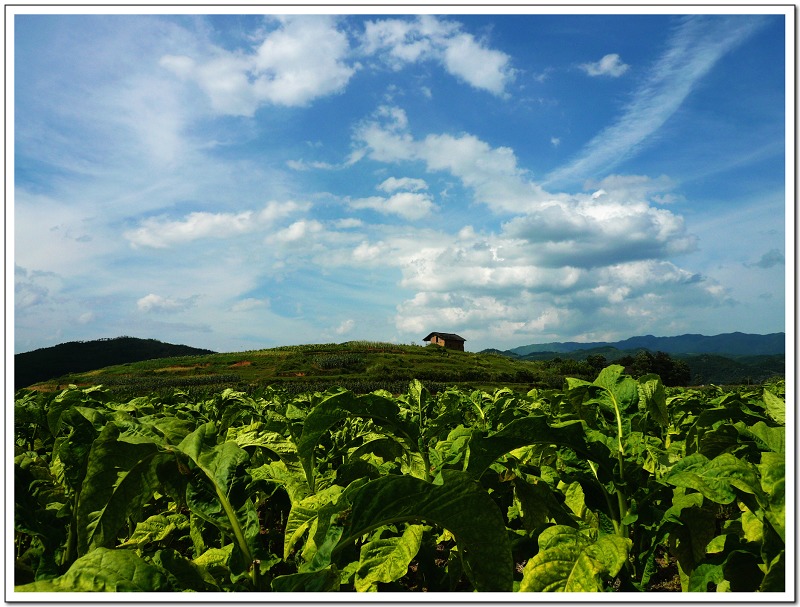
[422,332,466,351]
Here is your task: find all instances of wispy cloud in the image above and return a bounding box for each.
[124,201,310,248]
[545,15,767,187]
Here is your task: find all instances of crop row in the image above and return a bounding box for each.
[13,368,785,594]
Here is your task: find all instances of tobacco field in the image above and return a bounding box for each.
[13,365,786,593]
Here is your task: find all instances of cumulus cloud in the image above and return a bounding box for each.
[124,200,310,248]
[354,107,540,213]
[360,15,515,95]
[344,107,723,343]
[354,105,695,265]
[161,14,514,117]
[579,53,630,77]
[161,16,356,115]
[137,293,197,313]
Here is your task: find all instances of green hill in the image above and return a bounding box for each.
[18,337,784,397]
[19,341,591,397]
[15,336,215,390]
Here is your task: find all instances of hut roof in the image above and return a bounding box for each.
[422,332,466,342]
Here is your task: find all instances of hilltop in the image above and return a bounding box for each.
[15,336,215,390]
[15,333,785,395]
[17,340,586,396]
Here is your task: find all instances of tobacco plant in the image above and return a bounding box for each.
[13,368,785,594]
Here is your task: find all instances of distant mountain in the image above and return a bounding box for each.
[15,336,215,389]
[509,332,785,357]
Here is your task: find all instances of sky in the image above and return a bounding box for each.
[11,7,792,354]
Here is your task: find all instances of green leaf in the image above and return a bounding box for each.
[77,423,178,556]
[15,548,171,592]
[519,526,631,592]
[284,484,345,559]
[295,391,417,491]
[271,566,341,592]
[338,469,513,591]
[593,365,638,412]
[663,453,761,504]
[465,416,591,479]
[738,421,785,454]
[116,513,187,549]
[354,524,423,591]
[638,374,668,427]
[758,451,785,542]
[151,548,221,591]
[762,389,785,425]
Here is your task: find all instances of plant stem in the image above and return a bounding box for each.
[587,460,621,536]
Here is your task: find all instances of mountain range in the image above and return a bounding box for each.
[506,332,785,357]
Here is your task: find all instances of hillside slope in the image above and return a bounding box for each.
[15,337,215,389]
[19,341,578,396]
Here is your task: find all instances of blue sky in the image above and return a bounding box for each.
[12,8,791,353]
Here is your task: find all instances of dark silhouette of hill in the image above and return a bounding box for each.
[509,332,784,357]
[15,336,215,389]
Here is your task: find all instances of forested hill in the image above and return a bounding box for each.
[509,332,785,357]
[15,337,215,389]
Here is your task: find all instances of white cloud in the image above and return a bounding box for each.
[442,33,514,95]
[349,192,436,220]
[579,53,630,77]
[137,293,197,313]
[161,15,356,115]
[360,15,514,96]
[124,201,310,248]
[274,219,325,243]
[378,176,428,192]
[335,319,355,334]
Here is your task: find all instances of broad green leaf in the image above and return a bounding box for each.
[284,484,344,559]
[737,421,785,454]
[758,451,785,542]
[176,423,255,568]
[512,476,576,530]
[250,460,308,505]
[151,548,221,591]
[593,365,638,412]
[354,524,423,591]
[116,513,187,549]
[663,453,761,504]
[762,389,785,425]
[177,423,249,493]
[338,469,513,592]
[407,379,434,423]
[271,566,341,592]
[519,526,631,592]
[193,544,233,569]
[15,548,171,592]
[465,416,591,479]
[77,423,179,556]
[759,550,785,592]
[638,374,668,427]
[295,391,417,491]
